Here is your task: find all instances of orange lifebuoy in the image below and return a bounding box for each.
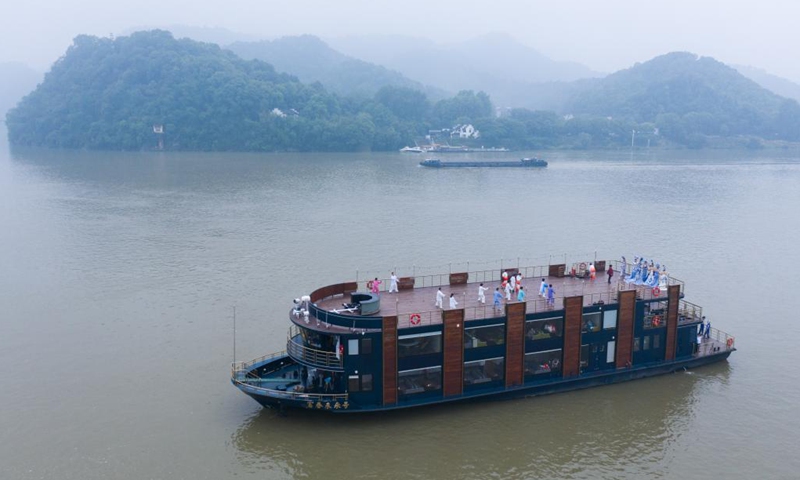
[653,286,661,296]
[726,337,734,348]
[652,315,661,327]
[409,313,421,326]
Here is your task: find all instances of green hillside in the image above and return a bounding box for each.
[567,52,800,143]
[5,31,427,151]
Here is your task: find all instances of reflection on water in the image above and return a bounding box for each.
[232,363,730,479]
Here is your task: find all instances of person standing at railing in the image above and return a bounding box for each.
[478,283,488,304]
[702,316,711,338]
[607,265,614,284]
[389,272,399,293]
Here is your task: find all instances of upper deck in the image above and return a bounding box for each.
[300,260,698,331]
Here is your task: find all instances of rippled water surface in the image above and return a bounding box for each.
[2,132,799,479]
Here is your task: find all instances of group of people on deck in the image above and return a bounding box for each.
[622,256,669,290]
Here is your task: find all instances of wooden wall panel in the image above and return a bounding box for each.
[615,290,636,369]
[381,316,397,406]
[665,285,680,361]
[449,272,468,285]
[443,309,465,397]
[562,296,583,377]
[505,302,526,387]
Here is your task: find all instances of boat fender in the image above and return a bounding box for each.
[409,313,421,326]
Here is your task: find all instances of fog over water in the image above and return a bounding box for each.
[2,0,799,82]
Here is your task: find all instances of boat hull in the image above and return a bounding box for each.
[234,349,732,414]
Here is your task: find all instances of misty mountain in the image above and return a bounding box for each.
[734,64,800,102]
[0,62,42,118]
[566,52,800,142]
[5,30,427,151]
[122,25,263,46]
[328,33,602,109]
[227,35,445,99]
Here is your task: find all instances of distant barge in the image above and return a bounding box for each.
[232,258,735,413]
[420,158,547,168]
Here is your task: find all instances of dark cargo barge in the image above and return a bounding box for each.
[232,258,734,413]
[420,158,547,168]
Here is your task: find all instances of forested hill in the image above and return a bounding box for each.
[5,30,446,151]
[227,35,442,100]
[567,52,800,142]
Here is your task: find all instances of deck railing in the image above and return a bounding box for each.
[354,259,685,294]
[679,300,704,324]
[286,325,343,370]
[231,376,349,404]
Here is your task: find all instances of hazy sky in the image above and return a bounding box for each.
[2,0,797,82]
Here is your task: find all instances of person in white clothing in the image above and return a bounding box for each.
[388,272,399,293]
[539,279,547,297]
[478,283,488,304]
[510,274,517,293]
[504,281,513,301]
[449,293,458,309]
[435,288,445,309]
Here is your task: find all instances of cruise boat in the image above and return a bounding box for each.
[231,258,735,413]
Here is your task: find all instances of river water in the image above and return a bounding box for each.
[1,130,799,479]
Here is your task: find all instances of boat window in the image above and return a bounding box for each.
[525,317,563,340]
[361,338,372,355]
[398,366,442,396]
[583,312,602,333]
[348,339,359,356]
[361,374,373,392]
[634,337,641,352]
[580,344,590,367]
[464,324,505,349]
[524,349,562,376]
[299,328,335,351]
[607,341,616,363]
[643,336,651,350]
[653,334,660,349]
[603,310,617,330]
[398,332,442,357]
[644,301,668,329]
[348,375,360,392]
[464,358,505,386]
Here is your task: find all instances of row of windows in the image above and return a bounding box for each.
[391,333,664,396]
[397,350,567,396]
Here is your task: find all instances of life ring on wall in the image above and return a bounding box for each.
[726,337,734,348]
[652,286,661,296]
[652,315,661,327]
[366,280,373,290]
[409,313,421,326]
[580,262,587,270]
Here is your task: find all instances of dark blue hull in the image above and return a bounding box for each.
[234,349,732,414]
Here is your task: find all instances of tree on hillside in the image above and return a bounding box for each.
[432,90,492,126]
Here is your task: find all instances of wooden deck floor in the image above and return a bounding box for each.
[315,273,665,329]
